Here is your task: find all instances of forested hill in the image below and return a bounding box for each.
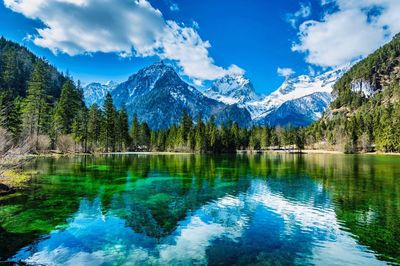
[307,33,400,153]
[0,37,91,152]
[0,37,67,99]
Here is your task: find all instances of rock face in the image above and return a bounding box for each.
[350,79,376,97]
[85,62,252,129]
[204,74,260,105]
[83,81,118,107]
[0,183,14,196]
[84,62,350,128]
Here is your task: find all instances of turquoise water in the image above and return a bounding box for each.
[0,154,399,265]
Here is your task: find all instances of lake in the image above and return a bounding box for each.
[0,154,399,265]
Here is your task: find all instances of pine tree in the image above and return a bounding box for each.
[195,114,206,152]
[88,104,102,149]
[261,125,271,149]
[0,95,22,139]
[139,122,151,150]
[231,122,240,150]
[294,128,305,152]
[180,110,193,147]
[103,93,116,152]
[1,47,17,93]
[206,116,217,151]
[22,60,50,149]
[53,79,83,135]
[72,108,88,152]
[115,105,130,151]
[130,113,140,150]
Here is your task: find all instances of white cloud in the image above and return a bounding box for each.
[293,0,400,67]
[169,3,179,12]
[192,21,200,30]
[3,0,242,83]
[277,67,295,78]
[308,65,316,76]
[287,2,312,28]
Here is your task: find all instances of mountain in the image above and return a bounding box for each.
[86,62,252,129]
[332,34,400,106]
[251,65,350,122]
[84,62,349,129]
[310,33,400,152]
[263,92,331,127]
[84,81,118,107]
[204,74,260,105]
[204,65,349,127]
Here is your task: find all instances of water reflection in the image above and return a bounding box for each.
[0,154,399,265]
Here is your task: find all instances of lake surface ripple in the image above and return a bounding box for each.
[0,154,399,265]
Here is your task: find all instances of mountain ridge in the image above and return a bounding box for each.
[85,62,252,129]
[84,62,351,128]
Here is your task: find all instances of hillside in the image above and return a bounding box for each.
[0,38,92,153]
[0,37,67,100]
[308,34,400,152]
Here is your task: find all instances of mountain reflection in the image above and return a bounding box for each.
[1,154,399,265]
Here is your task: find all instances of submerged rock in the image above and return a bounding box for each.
[0,183,15,196]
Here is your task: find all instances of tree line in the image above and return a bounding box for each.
[70,94,306,153]
[2,36,400,155]
[0,60,306,154]
[307,33,400,153]
[306,81,400,153]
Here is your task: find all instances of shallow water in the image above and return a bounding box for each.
[0,154,399,265]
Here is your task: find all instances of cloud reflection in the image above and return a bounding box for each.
[11,180,384,265]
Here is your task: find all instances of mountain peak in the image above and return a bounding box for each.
[216,74,252,89]
[204,73,260,105]
[105,80,118,87]
[128,61,175,81]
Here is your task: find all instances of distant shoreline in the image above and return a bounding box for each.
[101,149,400,156]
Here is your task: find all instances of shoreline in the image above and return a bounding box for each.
[14,149,400,157]
[1,149,400,195]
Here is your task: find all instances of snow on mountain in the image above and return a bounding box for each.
[204,74,261,105]
[203,64,350,126]
[84,81,118,107]
[263,92,332,127]
[83,61,351,128]
[251,64,350,121]
[83,61,251,129]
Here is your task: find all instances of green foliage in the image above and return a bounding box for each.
[130,113,140,149]
[115,105,130,151]
[21,60,51,145]
[139,112,306,153]
[53,79,84,135]
[87,104,102,148]
[307,34,400,153]
[103,93,116,152]
[333,34,400,109]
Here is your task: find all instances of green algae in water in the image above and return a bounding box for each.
[0,153,399,265]
[87,164,110,171]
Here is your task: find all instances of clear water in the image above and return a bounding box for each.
[0,154,399,265]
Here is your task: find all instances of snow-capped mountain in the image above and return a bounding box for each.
[263,92,332,127]
[85,62,251,129]
[250,64,351,122]
[84,80,118,107]
[83,62,351,128]
[204,74,261,105]
[203,65,350,126]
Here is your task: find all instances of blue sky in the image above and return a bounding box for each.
[1,0,399,94]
